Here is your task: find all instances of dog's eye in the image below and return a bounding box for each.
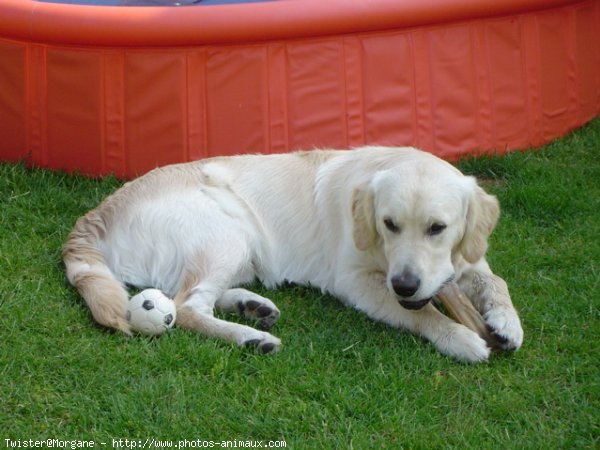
[384,218,400,233]
[428,223,446,236]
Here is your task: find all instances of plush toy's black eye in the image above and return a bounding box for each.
[428,223,447,236]
[384,218,400,233]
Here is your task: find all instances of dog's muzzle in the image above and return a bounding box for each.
[392,271,431,310]
[399,298,431,310]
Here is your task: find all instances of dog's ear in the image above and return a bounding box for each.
[352,184,377,251]
[458,184,500,263]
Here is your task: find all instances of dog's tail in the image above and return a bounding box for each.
[62,209,131,334]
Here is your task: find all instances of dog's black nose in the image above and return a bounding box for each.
[392,272,421,298]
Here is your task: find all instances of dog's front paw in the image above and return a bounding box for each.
[484,307,523,351]
[434,323,491,363]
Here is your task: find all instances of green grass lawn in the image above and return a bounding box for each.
[1,118,599,449]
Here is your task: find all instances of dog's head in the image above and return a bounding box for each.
[351,158,499,310]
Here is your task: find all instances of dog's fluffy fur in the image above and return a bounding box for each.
[63,147,523,362]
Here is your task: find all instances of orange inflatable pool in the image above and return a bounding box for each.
[1,0,599,178]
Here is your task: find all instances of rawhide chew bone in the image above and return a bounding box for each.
[436,282,502,350]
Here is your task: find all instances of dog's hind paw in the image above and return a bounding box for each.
[236,297,280,330]
[243,334,282,354]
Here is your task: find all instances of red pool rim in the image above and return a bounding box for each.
[0,0,580,46]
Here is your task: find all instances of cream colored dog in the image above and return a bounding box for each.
[63,147,523,362]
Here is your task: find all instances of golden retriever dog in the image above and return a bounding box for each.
[63,147,523,362]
